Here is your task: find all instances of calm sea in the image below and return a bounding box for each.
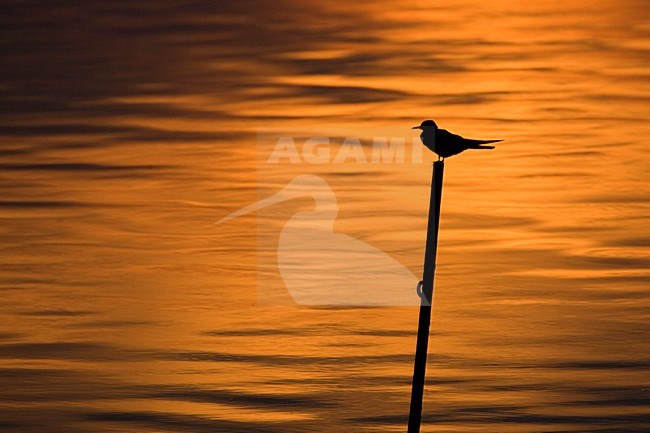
[0,1,648,431]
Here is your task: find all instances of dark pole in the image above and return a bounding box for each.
[407,160,444,433]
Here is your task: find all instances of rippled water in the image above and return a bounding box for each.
[1,1,648,432]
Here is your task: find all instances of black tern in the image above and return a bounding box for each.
[412,119,502,160]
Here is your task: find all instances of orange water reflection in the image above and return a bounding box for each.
[0,0,648,431]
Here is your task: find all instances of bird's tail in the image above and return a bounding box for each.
[468,138,501,149]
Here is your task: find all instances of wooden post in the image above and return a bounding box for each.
[407,160,444,433]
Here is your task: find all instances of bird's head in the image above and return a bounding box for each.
[411,119,437,130]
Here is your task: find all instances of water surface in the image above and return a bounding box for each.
[0,1,648,431]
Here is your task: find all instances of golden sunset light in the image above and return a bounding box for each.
[0,1,648,432]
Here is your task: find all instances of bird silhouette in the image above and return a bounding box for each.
[217,175,422,306]
[412,119,502,160]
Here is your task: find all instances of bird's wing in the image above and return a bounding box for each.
[437,129,465,146]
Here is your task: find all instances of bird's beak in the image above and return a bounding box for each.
[411,126,421,129]
[216,186,294,224]
[216,175,333,225]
